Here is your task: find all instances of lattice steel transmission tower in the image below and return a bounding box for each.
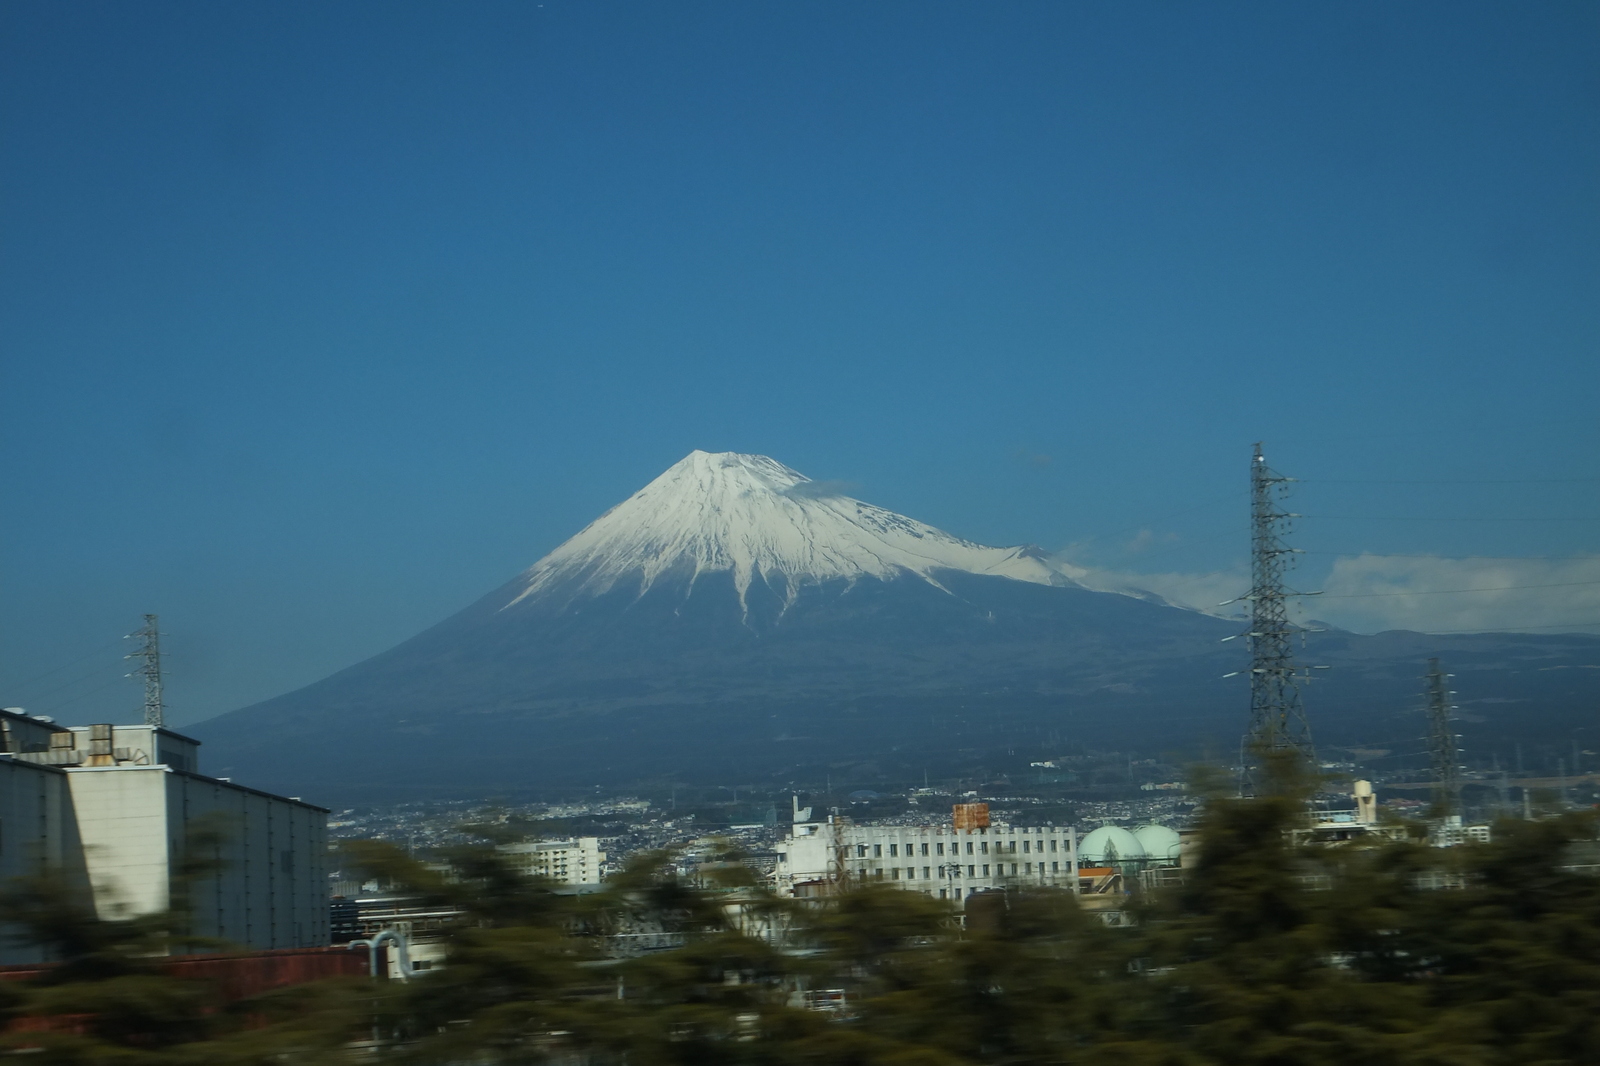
[1238,443,1316,792]
[1424,658,1461,820]
[126,614,164,727]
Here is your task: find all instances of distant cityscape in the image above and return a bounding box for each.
[322,746,1597,889]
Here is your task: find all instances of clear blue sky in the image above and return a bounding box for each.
[2,1,1597,726]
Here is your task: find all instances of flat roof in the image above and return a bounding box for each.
[0,709,203,747]
[61,763,330,814]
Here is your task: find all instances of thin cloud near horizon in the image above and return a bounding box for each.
[1066,552,1600,636]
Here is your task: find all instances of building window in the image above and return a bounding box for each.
[892,868,900,880]
[889,844,898,857]
[1025,863,1032,874]
[907,867,916,879]
[922,867,930,878]
[873,844,881,858]
[857,845,867,857]
[966,842,974,855]
[920,843,929,856]
[967,865,975,877]
[936,842,944,855]
[875,869,883,879]
[859,867,867,877]
[1011,864,1018,876]
[939,889,947,899]
[1050,839,1058,852]
[980,842,988,854]
[1052,862,1059,873]
[1008,841,1017,853]
[982,865,990,877]
[1022,840,1030,854]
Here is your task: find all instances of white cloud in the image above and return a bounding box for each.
[1123,528,1180,555]
[1065,553,1600,635]
[1069,564,1249,619]
[1312,553,1600,635]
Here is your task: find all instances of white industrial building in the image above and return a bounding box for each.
[0,708,329,963]
[776,817,1083,903]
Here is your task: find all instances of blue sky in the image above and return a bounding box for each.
[2,1,1596,726]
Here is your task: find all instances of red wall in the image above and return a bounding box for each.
[0,945,369,1002]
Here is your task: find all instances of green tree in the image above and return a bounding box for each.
[4,781,1596,1065]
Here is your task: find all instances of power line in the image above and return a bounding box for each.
[1077,526,1249,569]
[1303,477,1600,485]
[39,675,134,715]
[1402,620,1600,634]
[3,638,126,696]
[15,663,130,706]
[1305,514,1598,523]
[1074,492,1248,546]
[1319,579,1600,599]
[1284,414,1597,445]
[1300,550,1597,560]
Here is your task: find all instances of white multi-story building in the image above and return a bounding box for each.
[499,836,605,885]
[776,817,1081,904]
[0,708,329,963]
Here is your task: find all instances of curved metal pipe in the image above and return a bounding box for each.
[345,929,412,980]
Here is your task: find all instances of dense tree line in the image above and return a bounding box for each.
[2,776,1596,1065]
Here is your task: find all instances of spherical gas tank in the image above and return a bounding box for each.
[1077,825,1145,866]
[1131,824,1181,864]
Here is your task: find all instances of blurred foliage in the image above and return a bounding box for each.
[2,777,1596,1064]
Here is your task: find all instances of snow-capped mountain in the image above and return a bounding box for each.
[192,451,1600,803]
[506,450,1089,613]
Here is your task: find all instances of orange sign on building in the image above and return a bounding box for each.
[952,803,990,830]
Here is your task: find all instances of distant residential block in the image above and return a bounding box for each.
[499,836,605,885]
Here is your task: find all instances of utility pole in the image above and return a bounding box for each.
[1236,443,1317,793]
[126,614,164,728]
[1424,658,1460,821]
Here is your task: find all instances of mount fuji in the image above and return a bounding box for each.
[193,451,1600,802]
[507,450,1095,614]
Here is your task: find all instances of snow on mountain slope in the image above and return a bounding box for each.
[506,450,1093,613]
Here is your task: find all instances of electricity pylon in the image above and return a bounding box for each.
[125,614,164,727]
[1235,443,1317,794]
[1424,658,1461,820]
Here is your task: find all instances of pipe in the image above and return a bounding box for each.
[345,929,412,980]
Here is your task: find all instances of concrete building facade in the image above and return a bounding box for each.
[499,836,605,885]
[0,709,329,963]
[776,818,1081,903]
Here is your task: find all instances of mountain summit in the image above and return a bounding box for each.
[192,451,1600,803]
[508,450,1085,615]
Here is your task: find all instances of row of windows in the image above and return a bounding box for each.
[853,827,1055,836]
[858,862,1069,881]
[855,839,1066,859]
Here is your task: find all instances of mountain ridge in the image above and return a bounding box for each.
[189,451,1600,803]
